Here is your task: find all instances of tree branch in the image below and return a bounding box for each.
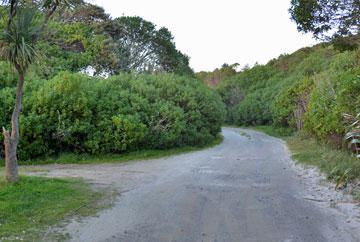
[6,0,18,30]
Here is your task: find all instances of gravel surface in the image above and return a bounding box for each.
[32,128,360,242]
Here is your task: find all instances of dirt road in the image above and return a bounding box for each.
[37,128,360,242]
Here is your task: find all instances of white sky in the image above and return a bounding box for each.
[88,0,318,72]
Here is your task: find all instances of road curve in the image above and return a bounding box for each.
[42,128,360,242]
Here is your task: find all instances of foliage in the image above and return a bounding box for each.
[0,7,39,73]
[219,42,360,146]
[0,61,17,88]
[0,0,200,165]
[217,64,279,124]
[289,0,359,43]
[233,88,273,125]
[286,134,360,185]
[302,78,343,139]
[0,72,225,160]
[196,63,239,87]
[273,77,314,128]
[303,68,360,143]
[0,2,193,80]
[33,10,193,78]
[105,16,193,75]
[1,134,223,166]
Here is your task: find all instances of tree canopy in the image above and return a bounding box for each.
[289,0,360,42]
[104,16,193,75]
[0,1,194,78]
[196,63,239,87]
[33,2,194,77]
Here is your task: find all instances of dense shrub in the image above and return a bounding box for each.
[303,78,343,140]
[217,65,278,124]
[304,68,360,142]
[0,62,17,88]
[234,88,273,126]
[336,68,360,113]
[273,77,314,128]
[0,72,225,160]
[218,42,359,145]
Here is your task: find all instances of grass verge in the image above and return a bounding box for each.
[0,135,223,167]
[248,125,295,138]
[0,176,107,241]
[286,135,360,185]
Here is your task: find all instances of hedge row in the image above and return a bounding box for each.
[0,72,225,160]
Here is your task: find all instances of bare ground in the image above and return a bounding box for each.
[27,127,360,242]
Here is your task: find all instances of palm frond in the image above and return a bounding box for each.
[0,7,39,71]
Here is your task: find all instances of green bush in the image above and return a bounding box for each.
[293,48,334,76]
[273,77,314,128]
[336,68,360,114]
[329,51,358,72]
[234,88,273,126]
[1,72,225,160]
[219,41,359,146]
[303,80,343,139]
[303,68,360,142]
[217,64,279,124]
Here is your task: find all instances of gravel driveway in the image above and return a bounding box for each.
[33,128,360,242]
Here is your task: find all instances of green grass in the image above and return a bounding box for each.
[0,176,107,241]
[248,125,295,138]
[286,134,360,182]
[1,135,223,167]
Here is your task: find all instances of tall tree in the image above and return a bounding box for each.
[289,0,360,42]
[104,16,193,75]
[0,0,68,182]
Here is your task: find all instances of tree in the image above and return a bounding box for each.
[56,0,109,25]
[0,0,68,182]
[154,27,193,75]
[31,10,192,77]
[104,16,193,75]
[289,0,360,42]
[196,63,239,87]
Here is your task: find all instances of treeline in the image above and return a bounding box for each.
[0,72,225,160]
[218,40,360,146]
[0,1,225,162]
[0,0,193,86]
[196,64,239,87]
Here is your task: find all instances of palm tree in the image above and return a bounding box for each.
[0,0,68,182]
[0,7,38,182]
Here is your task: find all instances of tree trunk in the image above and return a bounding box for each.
[4,70,25,182]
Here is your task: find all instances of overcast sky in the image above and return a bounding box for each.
[88,0,318,72]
